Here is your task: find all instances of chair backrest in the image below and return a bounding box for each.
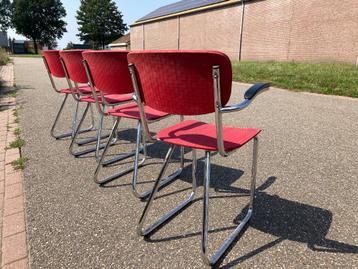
[42,50,65,78]
[59,50,88,84]
[82,51,133,95]
[127,50,232,116]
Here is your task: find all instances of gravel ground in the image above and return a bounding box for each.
[15,57,358,268]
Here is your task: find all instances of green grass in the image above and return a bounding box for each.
[6,90,17,97]
[11,157,29,170]
[232,61,358,98]
[0,48,10,65]
[10,54,42,58]
[8,137,25,149]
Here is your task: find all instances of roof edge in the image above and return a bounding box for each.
[130,0,243,27]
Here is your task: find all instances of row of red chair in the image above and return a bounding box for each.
[42,49,270,266]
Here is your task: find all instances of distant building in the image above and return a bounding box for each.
[109,34,130,50]
[0,32,8,48]
[131,0,358,64]
[72,44,92,50]
[10,40,43,54]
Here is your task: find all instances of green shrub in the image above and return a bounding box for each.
[0,48,10,66]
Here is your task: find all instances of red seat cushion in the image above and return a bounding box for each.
[104,93,132,104]
[157,120,261,152]
[59,85,93,95]
[80,93,133,104]
[107,102,169,121]
[60,88,73,94]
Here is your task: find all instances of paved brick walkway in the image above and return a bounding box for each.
[0,64,29,269]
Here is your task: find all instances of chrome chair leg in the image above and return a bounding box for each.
[70,97,80,137]
[95,108,105,160]
[69,103,107,157]
[94,119,145,185]
[75,105,110,147]
[132,136,184,200]
[51,94,70,139]
[201,136,259,266]
[137,146,197,236]
[51,95,94,140]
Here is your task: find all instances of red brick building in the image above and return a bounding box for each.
[130,0,358,64]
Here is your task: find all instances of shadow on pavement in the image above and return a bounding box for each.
[141,173,358,268]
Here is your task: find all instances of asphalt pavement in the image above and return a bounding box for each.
[14,57,358,268]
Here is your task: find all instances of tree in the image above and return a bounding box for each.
[45,39,58,50]
[76,0,127,49]
[12,0,67,54]
[0,0,12,31]
[64,41,74,50]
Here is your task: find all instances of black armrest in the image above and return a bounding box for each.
[244,83,271,100]
[220,82,271,113]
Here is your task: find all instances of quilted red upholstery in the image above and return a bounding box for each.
[42,50,65,78]
[82,51,133,95]
[107,102,169,121]
[127,50,232,116]
[157,120,261,152]
[59,50,88,83]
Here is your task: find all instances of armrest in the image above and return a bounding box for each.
[244,83,271,100]
[220,83,270,113]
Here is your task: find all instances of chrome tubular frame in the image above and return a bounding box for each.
[68,101,111,159]
[201,137,258,265]
[43,56,93,140]
[131,123,184,199]
[93,106,183,191]
[93,119,146,185]
[64,59,111,159]
[128,64,184,198]
[213,65,270,157]
[134,63,268,266]
[137,147,197,236]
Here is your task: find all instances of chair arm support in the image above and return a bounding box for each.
[220,83,271,113]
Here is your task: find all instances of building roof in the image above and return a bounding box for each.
[133,0,245,25]
[110,33,130,46]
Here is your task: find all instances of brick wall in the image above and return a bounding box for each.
[179,5,242,59]
[144,18,179,50]
[131,25,144,50]
[130,0,358,63]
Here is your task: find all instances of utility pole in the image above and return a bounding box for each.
[238,0,245,61]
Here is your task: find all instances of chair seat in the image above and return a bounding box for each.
[107,102,169,121]
[60,85,93,95]
[157,120,261,152]
[80,93,133,104]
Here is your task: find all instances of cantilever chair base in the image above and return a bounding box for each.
[137,137,258,266]
[50,92,95,140]
[94,119,184,197]
[69,102,114,159]
[138,146,196,235]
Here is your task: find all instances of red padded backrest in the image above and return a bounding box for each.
[59,50,88,83]
[127,51,232,116]
[82,51,133,95]
[42,50,65,78]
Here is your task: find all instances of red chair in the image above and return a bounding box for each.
[60,50,132,159]
[42,50,94,139]
[127,51,270,265]
[82,51,184,195]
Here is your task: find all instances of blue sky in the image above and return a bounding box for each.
[8,0,174,49]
